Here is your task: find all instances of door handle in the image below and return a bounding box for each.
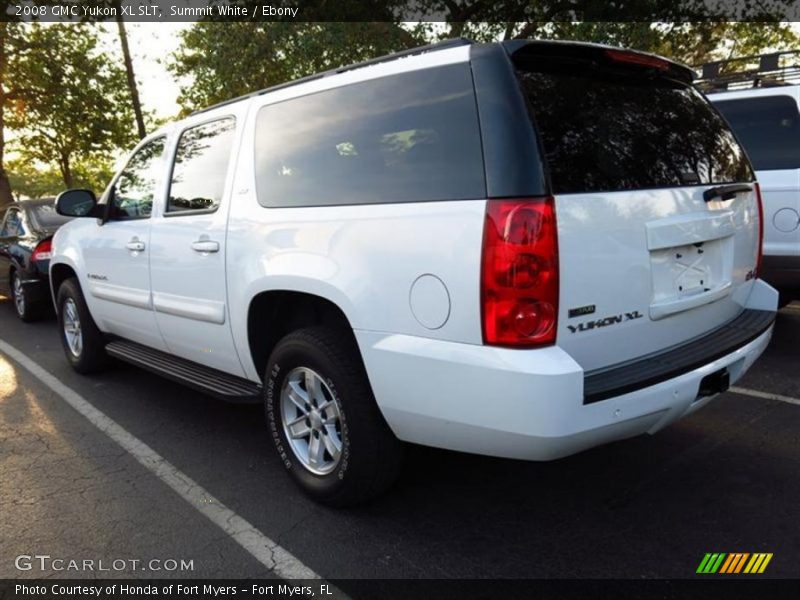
[126,238,145,252]
[191,240,219,253]
[702,183,752,203]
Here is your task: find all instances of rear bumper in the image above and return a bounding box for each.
[356,280,777,461]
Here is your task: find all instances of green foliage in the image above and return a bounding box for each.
[7,156,115,200]
[170,19,800,116]
[168,22,427,112]
[7,23,135,188]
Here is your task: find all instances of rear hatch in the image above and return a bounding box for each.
[509,42,760,371]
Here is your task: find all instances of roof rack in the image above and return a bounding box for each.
[696,50,800,93]
[191,37,474,116]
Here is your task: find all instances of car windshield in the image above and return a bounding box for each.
[29,201,72,228]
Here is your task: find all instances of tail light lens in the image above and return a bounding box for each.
[31,239,53,262]
[481,197,559,347]
[755,182,764,277]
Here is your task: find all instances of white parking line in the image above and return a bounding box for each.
[730,386,800,407]
[0,340,333,584]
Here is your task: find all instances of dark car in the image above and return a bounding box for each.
[0,199,73,321]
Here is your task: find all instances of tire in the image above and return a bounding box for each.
[56,278,109,374]
[265,327,403,507]
[10,270,44,323]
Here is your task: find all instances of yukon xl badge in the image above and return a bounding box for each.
[567,310,643,333]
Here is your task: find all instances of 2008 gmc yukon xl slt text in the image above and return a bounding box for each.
[50,40,778,506]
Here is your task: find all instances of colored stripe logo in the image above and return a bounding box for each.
[697,552,773,574]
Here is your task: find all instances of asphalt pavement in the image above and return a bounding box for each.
[1,294,799,581]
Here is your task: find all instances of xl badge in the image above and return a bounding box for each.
[567,310,643,333]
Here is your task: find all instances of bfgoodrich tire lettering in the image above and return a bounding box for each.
[265,327,403,507]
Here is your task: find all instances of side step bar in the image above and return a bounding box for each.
[105,340,262,404]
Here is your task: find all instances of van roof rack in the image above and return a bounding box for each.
[696,50,800,93]
[191,37,474,116]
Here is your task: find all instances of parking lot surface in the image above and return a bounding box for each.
[1,295,799,581]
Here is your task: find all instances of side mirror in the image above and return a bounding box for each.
[55,189,102,218]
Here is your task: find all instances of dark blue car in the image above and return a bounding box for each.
[0,199,73,321]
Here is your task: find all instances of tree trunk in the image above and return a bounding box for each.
[59,153,74,189]
[115,12,146,140]
[0,22,15,208]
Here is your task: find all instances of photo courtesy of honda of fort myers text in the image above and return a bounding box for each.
[2,1,800,599]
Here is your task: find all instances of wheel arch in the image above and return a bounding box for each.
[246,290,362,382]
[50,261,79,308]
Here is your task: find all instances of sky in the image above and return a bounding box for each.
[98,23,190,120]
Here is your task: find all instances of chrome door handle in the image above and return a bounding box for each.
[191,240,219,253]
[126,239,145,252]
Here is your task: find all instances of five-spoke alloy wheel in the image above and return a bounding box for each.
[265,327,403,507]
[56,278,108,373]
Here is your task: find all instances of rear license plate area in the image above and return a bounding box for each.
[650,237,732,304]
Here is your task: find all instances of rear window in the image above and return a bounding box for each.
[29,202,71,228]
[254,64,485,208]
[713,95,800,171]
[515,64,753,194]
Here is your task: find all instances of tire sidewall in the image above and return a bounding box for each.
[11,272,26,320]
[56,279,101,372]
[265,339,352,499]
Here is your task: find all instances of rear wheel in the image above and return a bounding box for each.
[265,327,403,507]
[11,271,44,322]
[56,278,108,373]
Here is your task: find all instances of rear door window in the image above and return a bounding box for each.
[254,63,485,207]
[713,95,800,171]
[515,62,753,194]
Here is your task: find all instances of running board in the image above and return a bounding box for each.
[105,340,262,404]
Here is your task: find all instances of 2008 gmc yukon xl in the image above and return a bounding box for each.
[50,39,778,506]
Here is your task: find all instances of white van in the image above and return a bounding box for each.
[51,40,777,505]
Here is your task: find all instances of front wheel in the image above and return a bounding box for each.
[56,278,108,374]
[265,327,403,507]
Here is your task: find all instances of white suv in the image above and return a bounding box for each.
[702,52,800,305]
[50,40,777,505]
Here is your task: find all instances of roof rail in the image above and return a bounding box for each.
[695,50,800,93]
[191,37,474,116]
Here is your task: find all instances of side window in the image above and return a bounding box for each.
[1,209,25,237]
[167,118,236,214]
[110,137,166,220]
[254,63,485,207]
[714,96,800,171]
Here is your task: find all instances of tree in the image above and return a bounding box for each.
[8,156,115,200]
[169,22,427,112]
[0,23,25,208]
[7,23,135,189]
[114,10,147,140]
[170,18,800,116]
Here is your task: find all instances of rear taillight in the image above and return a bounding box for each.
[755,182,764,277]
[481,197,559,347]
[31,239,53,262]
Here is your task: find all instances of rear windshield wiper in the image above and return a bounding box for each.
[703,183,753,203]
